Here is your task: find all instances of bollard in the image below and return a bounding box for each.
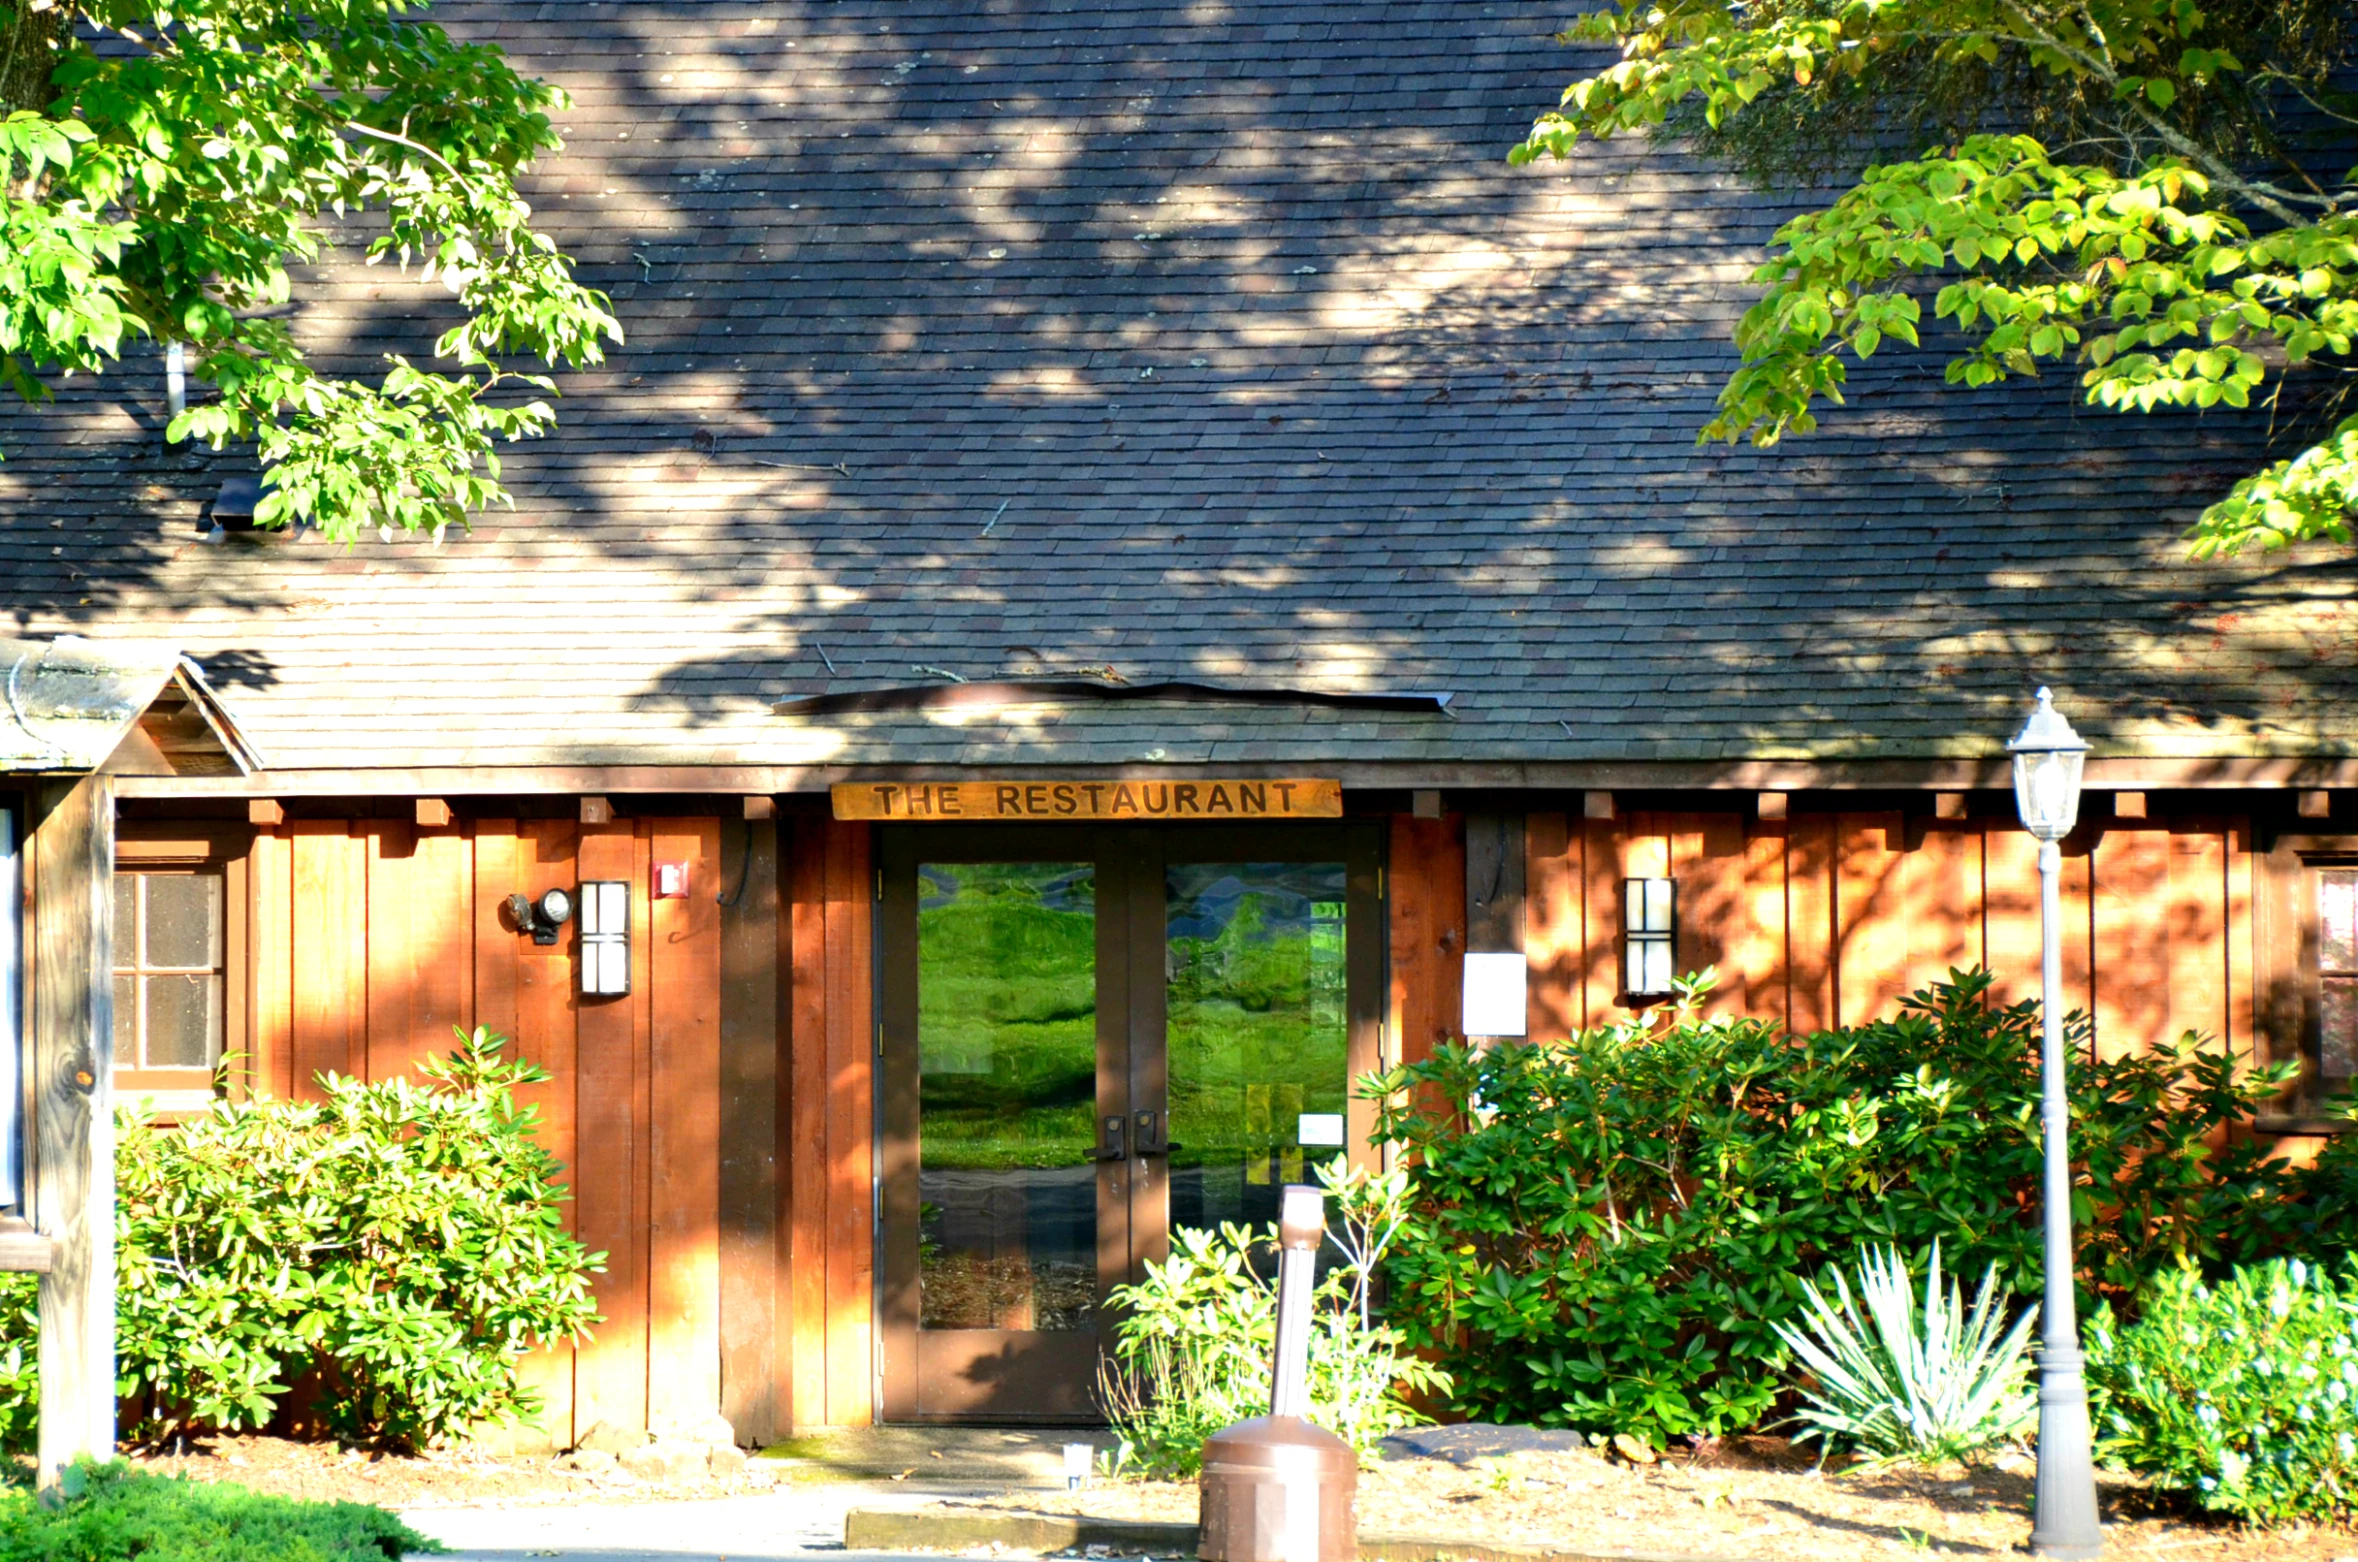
[1197,1185,1357,1562]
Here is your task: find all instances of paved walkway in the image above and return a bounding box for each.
[404,1484,919,1562]
[406,1428,1122,1562]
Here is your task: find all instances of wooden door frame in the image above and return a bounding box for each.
[872,820,1387,1423]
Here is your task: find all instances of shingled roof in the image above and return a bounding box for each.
[0,0,2351,784]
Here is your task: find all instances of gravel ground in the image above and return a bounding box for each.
[939,1436,2358,1561]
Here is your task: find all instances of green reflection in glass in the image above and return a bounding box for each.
[1166,863,1349,1239]
[918,862,1097,1332]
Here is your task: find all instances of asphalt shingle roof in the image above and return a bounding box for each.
[0,0,2351,778]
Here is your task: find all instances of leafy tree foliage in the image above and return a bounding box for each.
[0,0,619,541]
[1516,0,2358,557]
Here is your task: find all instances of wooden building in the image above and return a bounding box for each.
[5,0,2357,1448]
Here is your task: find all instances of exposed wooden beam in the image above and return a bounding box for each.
[107,756,2358,800]
[246,799,285,826]
[2113,792,2149,820]
[742,795,776,822]
[579,796,614,826]
[2300,790,2332,819]
[1757,792,1789,821]
[1582,791,1615,821]
[414,798,454,829]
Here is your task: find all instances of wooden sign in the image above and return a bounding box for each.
[832,778,1343,822]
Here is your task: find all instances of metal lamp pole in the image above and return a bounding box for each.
[2007,688,2104,1560]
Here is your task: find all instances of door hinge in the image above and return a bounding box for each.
[876,1018,884,1057]
[1376,866,1385,899]
[875,867,884,900]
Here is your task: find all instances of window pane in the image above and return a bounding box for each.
[1166,862,1350,1244]
[917,863,1097,1333]
[111,973,136,1066]
[2323,871,2358,974]
[143,974,221,1068]
[142,875,223,970]
[112,876,136,972]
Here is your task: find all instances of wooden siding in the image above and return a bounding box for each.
[1522,806,2257,1066]
[190,792,2311,1446]
[244,815,772,1445]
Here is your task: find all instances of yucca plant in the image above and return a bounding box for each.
[1773,1243,2039,1467]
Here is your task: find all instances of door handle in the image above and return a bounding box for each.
[1087,1114,1127,1163]
[1134,1111,1181,1156]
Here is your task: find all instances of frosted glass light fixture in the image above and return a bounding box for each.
[1622,877,1676,999]
[579,880,630,997]
[2008,686,2088,843]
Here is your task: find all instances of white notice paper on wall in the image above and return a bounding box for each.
[1460,951,1529,1037]
[1297,1113,1345,1147]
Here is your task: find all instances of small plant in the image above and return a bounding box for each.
[1772,1243,2037,1467]
[1099,1155,1450,1477]
[0,1460,438,1561]
[2088,1257,2358,1525]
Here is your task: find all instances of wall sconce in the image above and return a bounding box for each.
[580,880,630,997]
[1622,877,1676,999]
[504,888,574,947]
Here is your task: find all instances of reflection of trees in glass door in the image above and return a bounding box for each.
[915,861,1098,1334]
[1164,863,1353,1238]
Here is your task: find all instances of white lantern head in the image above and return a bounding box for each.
[2006,686,2088,843]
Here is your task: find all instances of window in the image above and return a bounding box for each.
[0,802,19,1208]
[111,869,225,1074]
[2316,866,2358,1100]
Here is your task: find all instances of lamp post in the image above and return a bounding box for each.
[2007,688,2104,1560]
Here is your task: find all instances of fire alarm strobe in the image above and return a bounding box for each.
[654,862,690,899]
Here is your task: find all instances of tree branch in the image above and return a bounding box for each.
[2000,1,2321,224]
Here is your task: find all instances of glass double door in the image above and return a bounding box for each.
[877,823,1383,1422]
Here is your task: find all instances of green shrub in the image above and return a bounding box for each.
[0,1028,601,1451]
[1099,1157,1450,1477]
[1371,969,2310,1445]
[0,1461,437,1561]
[2090,1258,2358,1525]
[1773,1243,2037,1466]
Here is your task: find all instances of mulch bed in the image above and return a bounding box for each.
[938,1436,2358,1561]
[109,1432,786,1510]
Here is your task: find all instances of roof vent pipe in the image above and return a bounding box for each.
[164,341,186,444]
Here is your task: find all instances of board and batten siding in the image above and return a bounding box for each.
[211,798,2298,1447]
[1520,806,2269,1096]
[243,807,876,1445]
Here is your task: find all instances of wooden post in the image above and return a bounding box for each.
[28,775,114,1485]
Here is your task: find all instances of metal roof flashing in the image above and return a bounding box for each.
[771,679,1456,718]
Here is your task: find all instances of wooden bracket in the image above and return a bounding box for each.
[2300,790,2332,820]
[246,799,285,827]
[1582,791,1615,821]
[1756,792,1789,821]
[1934,793,1968,820]
[2111,792,2149,820]
[1410,789,1442,820]
[0,1219,55,1275]
[414,799,454,829]
[743,795,776,822]
[580,796,615,826]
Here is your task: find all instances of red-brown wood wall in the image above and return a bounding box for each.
[210,797,2291,1443]
[1518,807,2259,1066]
